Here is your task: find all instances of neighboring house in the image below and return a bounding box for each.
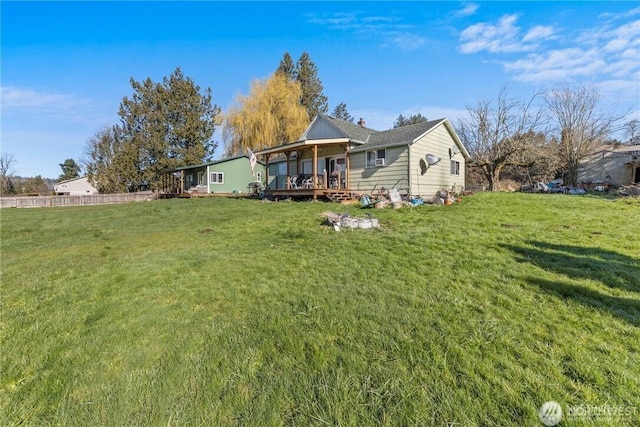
[578,142,640,186]
[255,114,470,199]
[173,155,266,194]
[54,176,98,196]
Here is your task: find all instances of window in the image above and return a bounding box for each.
[198,171,204,185]
[367,149,386,167]
[256,171,262,183]
[210,172,224,184]
[450,160,460,175]
[302,160,312,174]
[186,174,194,186]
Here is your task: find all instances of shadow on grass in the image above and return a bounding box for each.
[502,241,640,293]
[502,241,640,326]
[527,278,640,327]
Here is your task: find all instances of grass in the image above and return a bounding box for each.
[1,193,639,426]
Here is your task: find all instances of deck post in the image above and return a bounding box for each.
[345,147,350,191]
[285,152,291,189]
[312,144,318,200]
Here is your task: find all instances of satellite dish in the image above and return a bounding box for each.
[449,145,460,158]
[426,154,441,166]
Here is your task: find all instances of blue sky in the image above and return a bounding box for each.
[2,1,639,179]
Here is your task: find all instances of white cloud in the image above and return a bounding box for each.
[458,7,640,105]
[459,14,529,54]
[1,86,91,118]
[523,25,555,42]
[454,2,479,18]
[305,12,427,52]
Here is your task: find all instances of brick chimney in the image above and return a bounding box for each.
[357,118,366,128]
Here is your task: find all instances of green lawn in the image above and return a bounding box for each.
[1,193,639,426]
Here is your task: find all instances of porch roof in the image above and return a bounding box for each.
[254,137,363,157]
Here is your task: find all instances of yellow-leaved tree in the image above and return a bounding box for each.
[223,73,309,156]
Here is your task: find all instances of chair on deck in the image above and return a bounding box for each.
[302,176,314,189]
[288,176,299,189]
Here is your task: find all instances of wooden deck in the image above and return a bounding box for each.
[267,188,361,202]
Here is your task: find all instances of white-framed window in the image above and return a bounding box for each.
[198,171,205,185]
[450,160,460,175]
[210,172,224,184]
[366,149,386,167]
[256,171,262,183]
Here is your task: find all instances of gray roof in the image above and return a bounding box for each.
[350,118,446,151]
[320,114,377,143]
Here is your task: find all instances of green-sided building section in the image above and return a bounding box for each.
[175,155,266,194]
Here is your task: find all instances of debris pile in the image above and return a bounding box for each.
[618,184,640,196]
[322,212,380,231]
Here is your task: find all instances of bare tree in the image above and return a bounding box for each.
[624,119,639,142]
[456,87,544,191]
[1,153,17,195]
[545,86,623,186]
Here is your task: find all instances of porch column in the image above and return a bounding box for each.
[345,147,350,191]
[285,152,291,189]
[312,144,318,189]
[264,153,271,190]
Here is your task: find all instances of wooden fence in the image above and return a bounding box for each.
[0,192,156,208]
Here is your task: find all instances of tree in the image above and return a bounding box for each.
[116,67,221,190]
[22,175,50,195]
[624,119,639,142]
[276,52,295,79]
[545,86,622,186]
[84,126,139,193]
[1,153,17,195]
[393,113,428,128]
[456,87,543,191]
[295,52,328,119]
[275,52,328,120]
[223,73,308,156]
[58,159,81,181]
[332,102,354,122]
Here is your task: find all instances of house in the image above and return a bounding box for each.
[54,176,98,196]
[578,142,640,186]
[255,114,470,200]
[173,155,266,194]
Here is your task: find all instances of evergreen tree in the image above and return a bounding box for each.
[276,52,295,79]
[116,67,221,190]
[331,102,354,122]
[58,158,81,181]
[393,113,429,128]
[295,52,328,119]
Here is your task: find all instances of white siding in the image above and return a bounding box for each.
[349,146,410,193]
[409,125,465,197]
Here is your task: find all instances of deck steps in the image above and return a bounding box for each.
[324,191,361,203]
